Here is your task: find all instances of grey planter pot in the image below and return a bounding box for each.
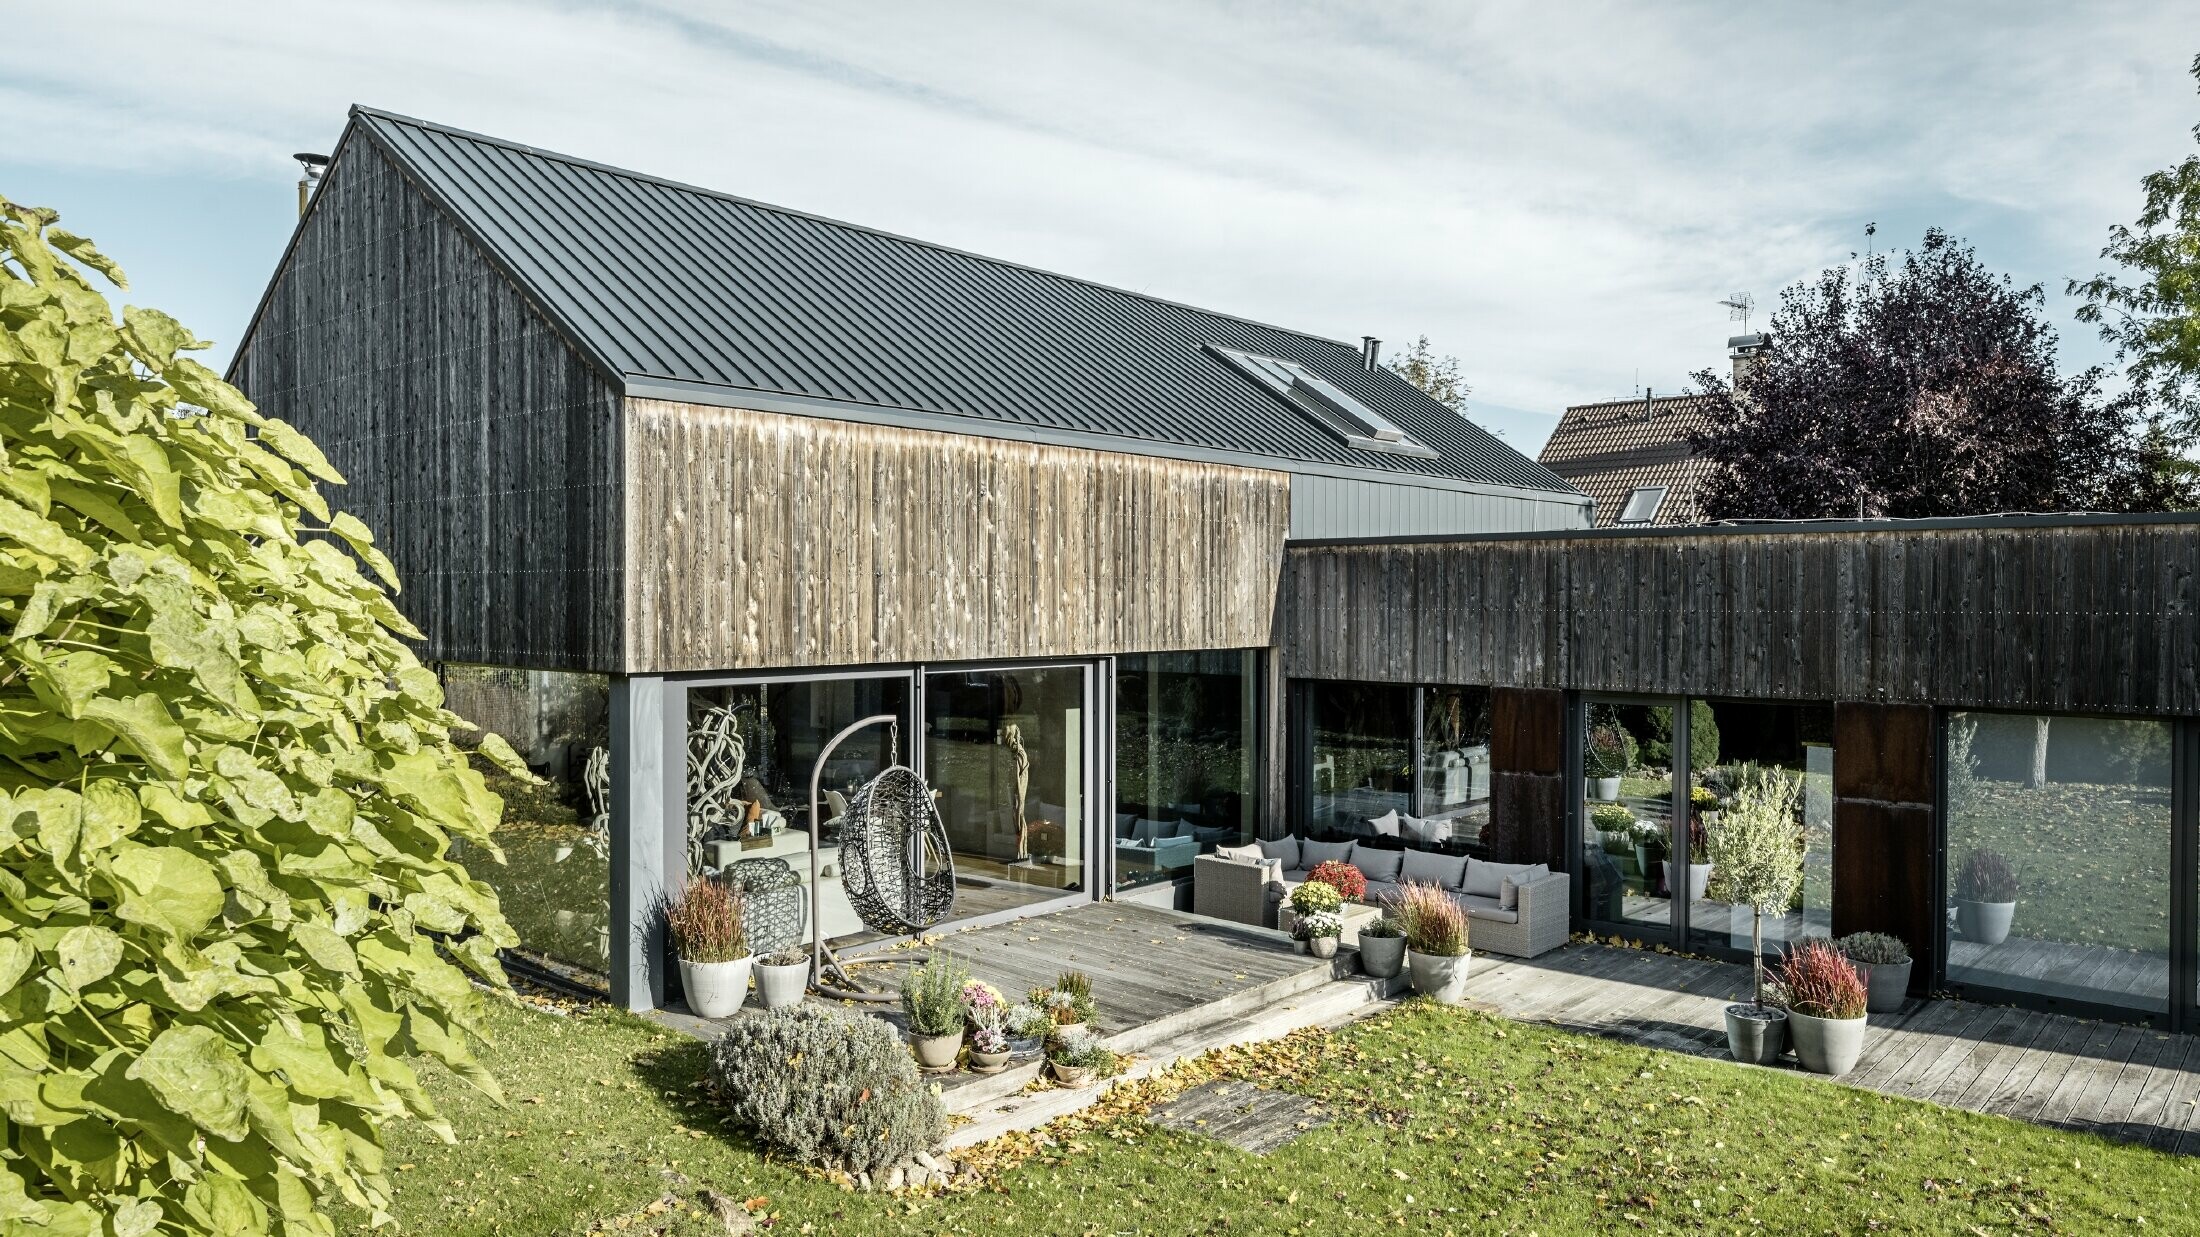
[1589,776,1622,802]
[678,956,751,1019]
[1310,936,1339,959]
[1358,933,1407,979]
[1855,958,1912,1014]
[1723,1004,1787,1065]
[1007,1035,1044,1058]
[1789,1009,1866,1076]
[754,959,810,1010]
[1408,949,1472,1003]
[1956,899,2016,946]
[910,1030,962,1073]
[1686,863,1712,903]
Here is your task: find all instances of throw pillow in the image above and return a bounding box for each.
[1212,842,1264,864]
[1398,847,1468,889]
[1298,838,1356,870]
[1498,863,1552,910]
[1348,843,1404,884]
[1466,859,1543,900]
[1115,813,1137,838]
[1366,810,1402,837]
[1257,835,1301,870]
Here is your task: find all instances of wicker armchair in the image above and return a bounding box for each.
[1453,870,1570,959]
[1192,854,1281,928]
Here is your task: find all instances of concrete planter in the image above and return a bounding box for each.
[1723,1004,1787,1065]
[1956,899,2016,946]
[1310,936,1339,959]
[1686,863,1712,903]
[1589,776,1622,802]
[1408,949,1472,1003]
[910,1031,963,1073]
[677,956,751,1019]
[1357,933,1407,979]
[968,1049,1012,1075]
[753,958,810,1010]
[1855,959,1912,1014]
[1789,1009,1866,1076]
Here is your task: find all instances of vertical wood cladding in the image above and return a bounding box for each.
[622,398,1292,674]
[1282,523,2200,715]
[1831,703,1939,994]
[229,136,624,670]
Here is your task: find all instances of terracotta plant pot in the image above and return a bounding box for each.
[1408,949,1471,1003]
[1357,933,1407,979]
[910,1031,963,1073]
[678,956,751,1019]
[753,958,810,1010]
[1789,1010,1866,1076]
[1855,959,1912,1014]
[1723,1004,1787,1065]
[968,1049,1012,1075]
[1956,899,2015,946]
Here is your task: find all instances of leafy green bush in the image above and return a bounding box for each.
[706,1005,946,1173]
[1835,931,1910,966]
[1643,701,1720,771]
[1589,803,1634,833]
[0,199,520,1232]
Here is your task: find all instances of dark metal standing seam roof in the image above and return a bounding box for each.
[338,106,1580,494]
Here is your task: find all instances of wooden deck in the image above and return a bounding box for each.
[1459,942,2200,1153]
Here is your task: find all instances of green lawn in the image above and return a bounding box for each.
[1952,779,2172,954]
[455,762,612,979]
[362,995,2200,1235]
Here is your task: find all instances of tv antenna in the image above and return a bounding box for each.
[1718,291,1756,334]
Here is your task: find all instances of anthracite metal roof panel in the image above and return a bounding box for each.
[346,106,1578,494]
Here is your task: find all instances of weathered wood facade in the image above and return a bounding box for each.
[230,138,625,671]
[1282,518,2200,716]
[623,399,1291,674]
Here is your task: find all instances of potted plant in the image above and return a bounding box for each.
[1779,939,1868,1075]
[1631,818,1669,897]
[1356,913,1407,979]
[1395,881,1471,1002]
[1288,879,1345,955]
[961,978,1007,1032]
[1045,1025,1117,1086]
[1305,859,1367,903]
[1004,1001,1052,1057]
[1030,970,1097,1031]
[752,948,810,1010]
[900,952,970,1073]
[1954,849,2019,945]
[1685,808,1714,903]
[664,876,750,1019]
[967,1005,1013,1074]
[1836,931,1913,1014]
[1704,770,1804,1065]
[1300,908,1344,959]
[1584,723,1634,802]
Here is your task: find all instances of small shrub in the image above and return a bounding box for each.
[1005,1002,1053,1039]
[961,978,1006,1017]
[1289,879,1344,916]
[706,1005,947,1173]
[1298,909,1344,940]
[1306,858,1367,901]
[1690,784,1720,810]
[1955,849,2020,902]
[1046,1025,1118,1073]
[1836,931,1911,966]
[1055,969,1093,1002]
[1360,914,1404,939]
[1029,974,1096,1027]
[900,951,969,1037]
[1395,881,1468,957]
[1590,803,1634,833]
[1704,769,1804,1008]
[664,875,747,962]
[969,1005,1010,1055]
[1779,940,1866,1020]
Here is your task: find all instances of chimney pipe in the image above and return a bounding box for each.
[293,152,330,218]
[1728,332,1770,387]
[1361,336,1381,370]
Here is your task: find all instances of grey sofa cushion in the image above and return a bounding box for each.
[1464,858,1542,899]
[1454,892,1519,925]
[1257,836,1301,870]
[1348,843,1404,884]
[1499,864,1551,910]
[1212,842,1265,864]
[1365,810,1402,838]
[1299,838,1357,869]
[1398,848,1468,889]
[1362,879,1402,907]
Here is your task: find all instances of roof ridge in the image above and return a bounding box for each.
[1562,392,1717,414]
[347,104,1363,354]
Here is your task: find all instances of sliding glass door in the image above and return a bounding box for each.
[1577,697,1680,943]
[922,663,1091,921]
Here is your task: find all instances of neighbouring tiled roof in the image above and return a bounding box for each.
[328,106,1579,496]
[1536,394,1718,526]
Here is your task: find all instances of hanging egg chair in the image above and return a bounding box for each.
[836,764,957,935]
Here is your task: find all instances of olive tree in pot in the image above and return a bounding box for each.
[1836,932,1912,1014]
[1704,770,1804,1065]
[1357,913,1408,979]
[1396,881,1472,1002]
[900,952,970,1073]
[666,876,750,1018]
[1954,849,2019,946]
[1779,939,1869,1075]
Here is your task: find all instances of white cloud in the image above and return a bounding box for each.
[7,0,2198,452]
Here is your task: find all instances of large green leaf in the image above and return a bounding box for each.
[107,846,224,940]
[126,1024,250,1141]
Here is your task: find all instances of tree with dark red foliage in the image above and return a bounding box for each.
[1687,229,2193,520]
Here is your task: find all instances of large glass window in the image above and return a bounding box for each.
[1686,702,1835,956]
[1114,651,1262,890]
[441,666,612,988]
[1304,681,1489,853]
[1579,701,1676,936]
[924,666,1089,918]
[1944,712,2171,1014]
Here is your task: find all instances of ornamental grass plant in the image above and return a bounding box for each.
[1956,848,2021,902]
[662,875,746,963]
[1778,939,1868,1020]
[1395,880,1468,957]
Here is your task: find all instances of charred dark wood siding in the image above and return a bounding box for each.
[1282,523,2200,716]
[229,135,624,671]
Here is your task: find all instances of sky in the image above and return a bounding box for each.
[5,2,2200,454]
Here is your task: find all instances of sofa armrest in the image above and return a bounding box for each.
[1512,869,1569,910]
[1193,854,1281,927]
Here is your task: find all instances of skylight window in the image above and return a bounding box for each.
[1208,346,1436,458]
[1617,486,1668,524]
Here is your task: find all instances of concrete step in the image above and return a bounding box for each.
[940,968,1406,1150]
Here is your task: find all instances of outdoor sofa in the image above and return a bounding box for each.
[1193,836,1569,959]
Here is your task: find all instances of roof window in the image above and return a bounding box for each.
[1208,346,1436,458]
[1617,486,1668,524]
